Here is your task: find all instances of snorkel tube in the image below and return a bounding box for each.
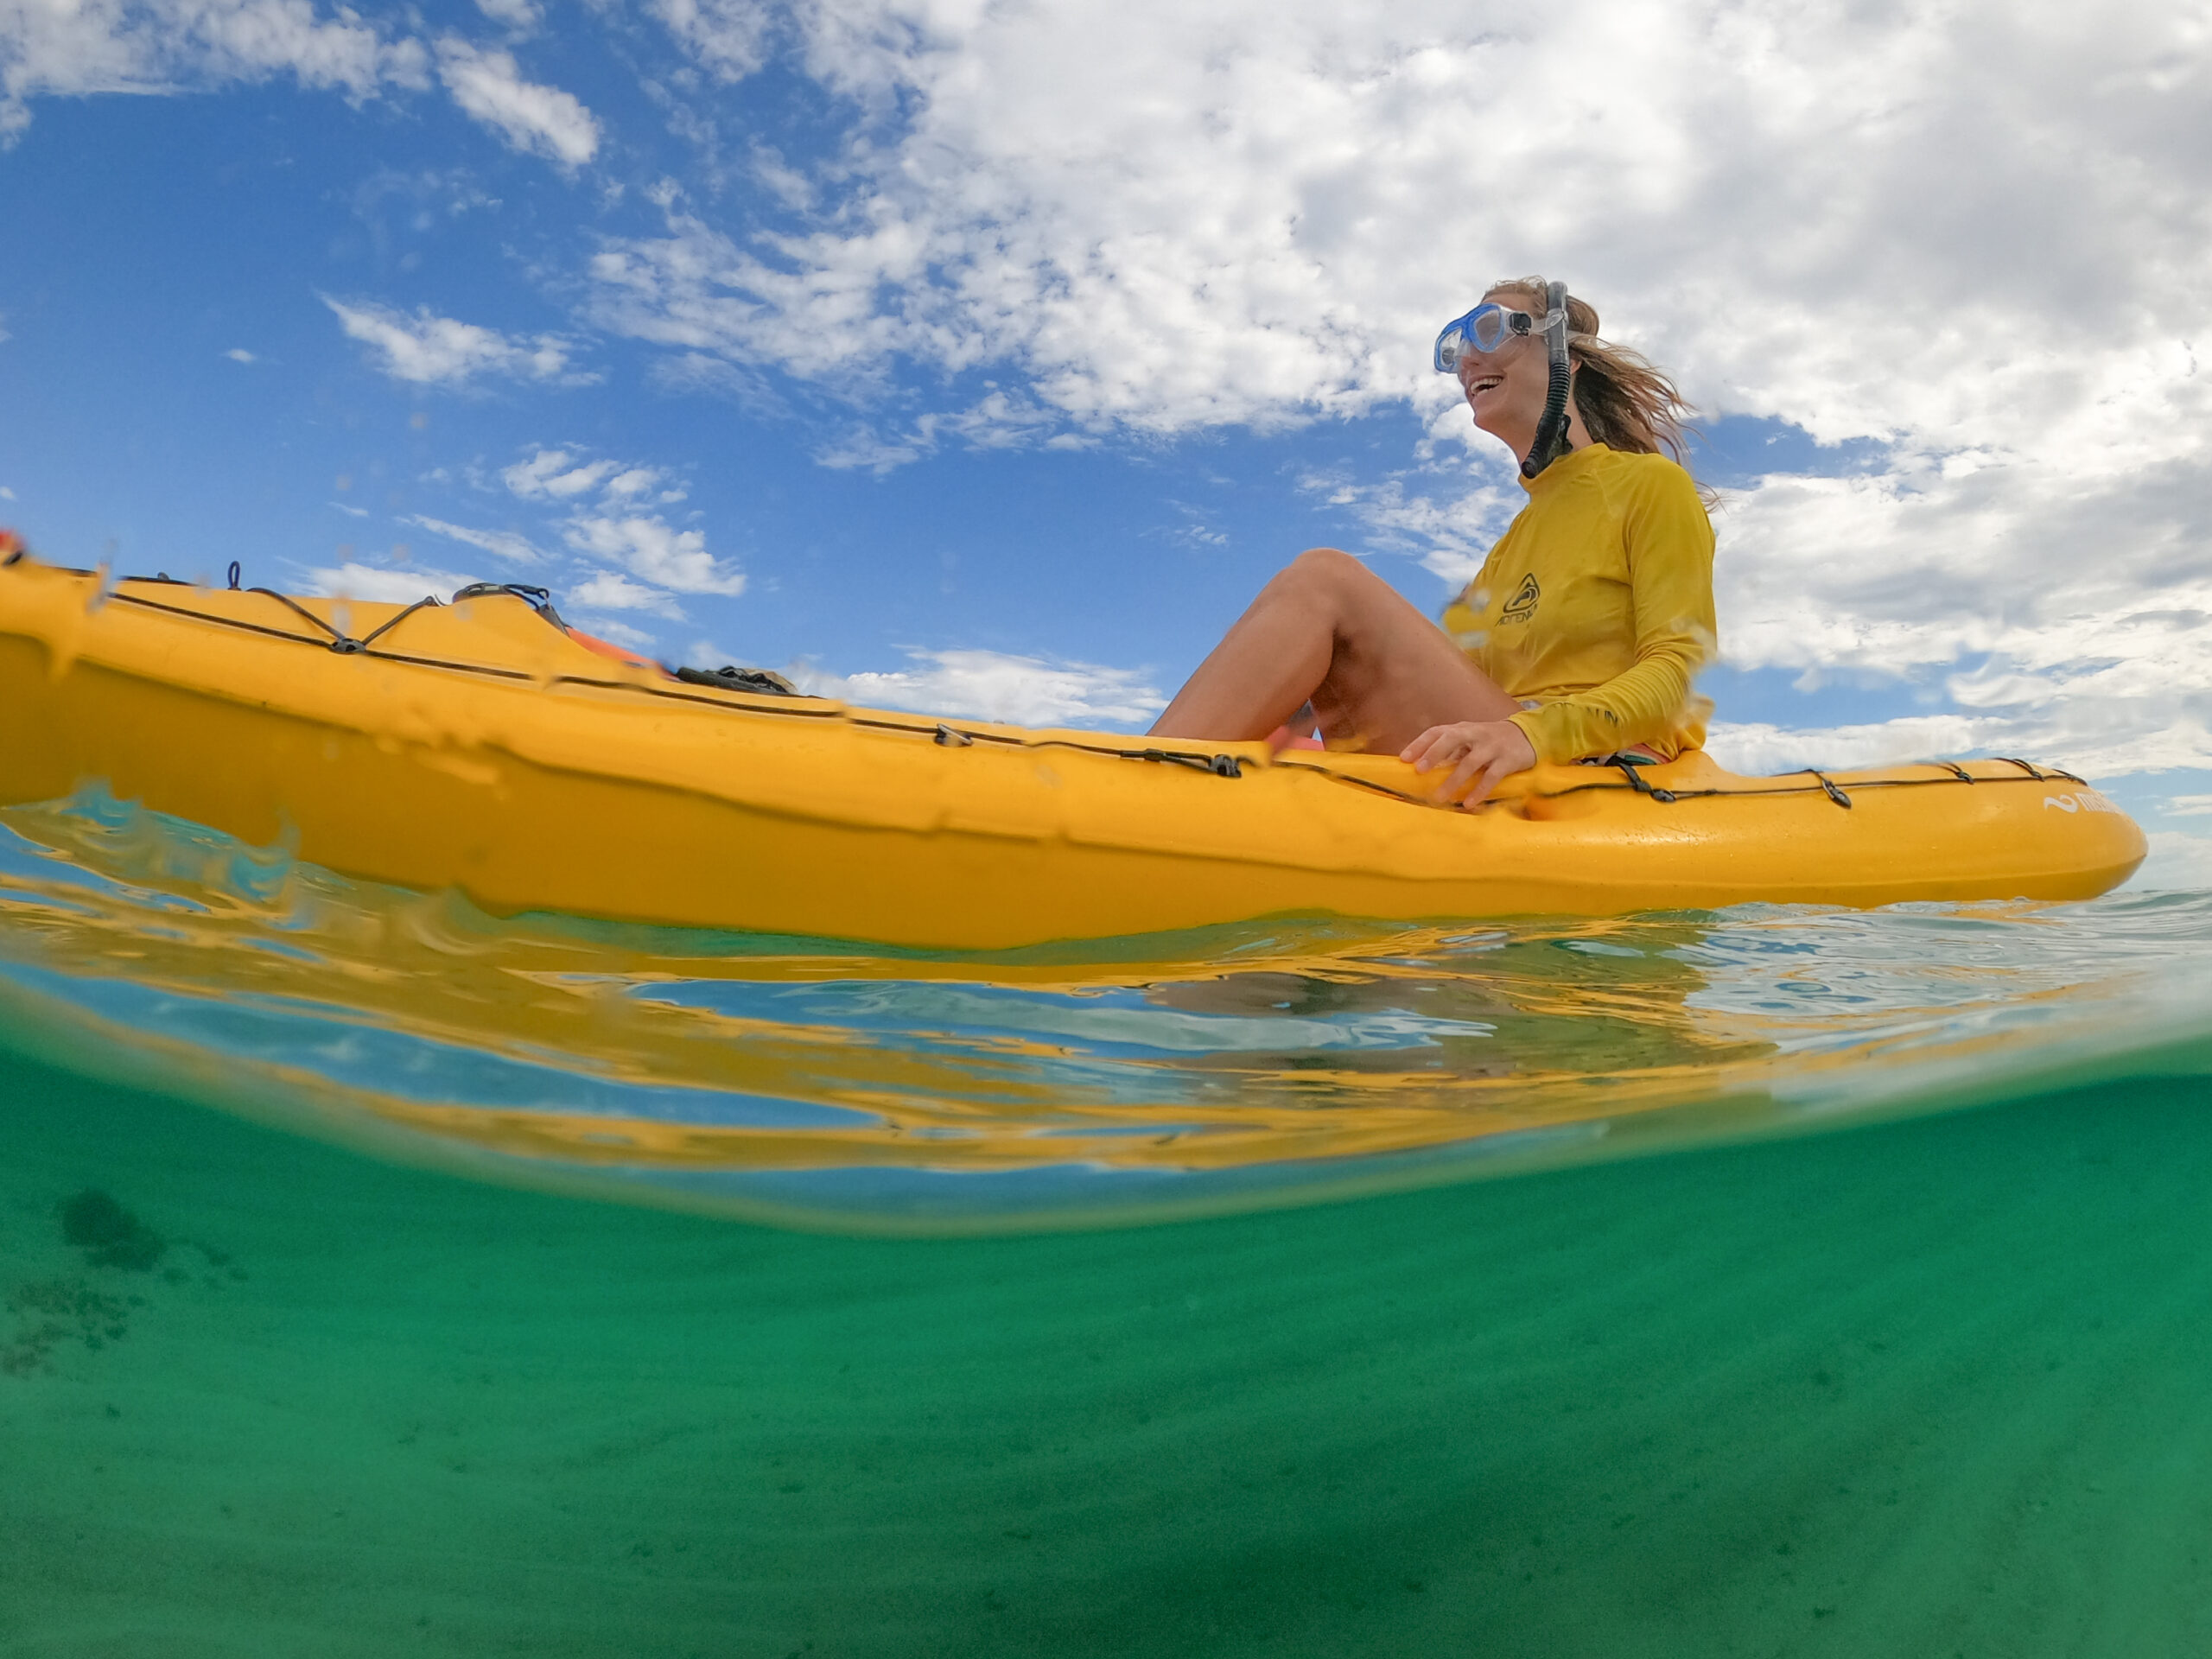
[1521,280,1573,480]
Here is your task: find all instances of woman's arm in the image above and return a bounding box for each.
[1506,462,1717,763]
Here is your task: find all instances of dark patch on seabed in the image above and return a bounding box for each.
[3,1052,2211,1657]
[57,1188,164,1273]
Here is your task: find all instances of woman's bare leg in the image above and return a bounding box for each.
[1147,548,1520,753]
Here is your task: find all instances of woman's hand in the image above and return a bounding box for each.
[1400,719,1538,808]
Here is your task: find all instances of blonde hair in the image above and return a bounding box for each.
[1484,276,1700,470]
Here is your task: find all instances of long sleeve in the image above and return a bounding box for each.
[1502,460,1716,764]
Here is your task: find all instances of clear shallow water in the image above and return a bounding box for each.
[5,785,2212,1655]
[0,785,2208,1230]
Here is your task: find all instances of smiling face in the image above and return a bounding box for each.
[1456,293,1560,457]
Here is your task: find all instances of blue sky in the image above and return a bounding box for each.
[2,0,2208,883]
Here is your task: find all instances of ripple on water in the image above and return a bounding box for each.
[0,782,2208,1231]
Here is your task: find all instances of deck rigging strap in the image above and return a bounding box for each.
[452,582,567,630]
[1803,769,1853,809]
[246,586,445,655]
[88,575,1251,779]
[1612,756,1678,804]
[1139,749,1243,778]
[48,569,2083,804]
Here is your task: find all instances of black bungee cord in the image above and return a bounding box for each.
[11,556,2085,808]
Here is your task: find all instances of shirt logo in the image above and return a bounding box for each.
[1501,573,1540,623]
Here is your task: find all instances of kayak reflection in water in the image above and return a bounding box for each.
[1148,277,1718,809]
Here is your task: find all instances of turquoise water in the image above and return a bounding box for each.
[3,786,2212,1653]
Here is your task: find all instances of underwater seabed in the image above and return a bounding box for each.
[7,1050,2212,1656]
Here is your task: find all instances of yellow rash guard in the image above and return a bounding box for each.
[1440,443,1716,764]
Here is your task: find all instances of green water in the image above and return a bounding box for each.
[5,788,2212,1651]
[6,1048,2212,1656]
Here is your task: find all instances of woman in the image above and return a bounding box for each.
[1147,278,1716,807]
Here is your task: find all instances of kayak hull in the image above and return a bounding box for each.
[0,562,2148,948]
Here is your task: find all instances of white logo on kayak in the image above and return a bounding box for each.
[2044,790,2120,815]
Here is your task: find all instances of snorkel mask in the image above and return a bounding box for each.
[1433,281,1573,480]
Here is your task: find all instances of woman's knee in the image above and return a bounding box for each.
[1265,546,1370,604]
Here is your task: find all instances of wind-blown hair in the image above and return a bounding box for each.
[1484,276,1700,473]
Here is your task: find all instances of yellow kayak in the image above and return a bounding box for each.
[0,556,2146,948]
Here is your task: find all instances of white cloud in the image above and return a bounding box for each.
[563,513,744,595]
[613,0,2209,442]
[499,448,685,503]
[813,426,926,474]
[485,442,736,601]
[1306,466,1523,586]
[1707,706,2212,788]
[435,38,597,168]
[323,296,582,387]
[645,349,789,416]
[0,0,428,137]
[473,0,540,34]
[502,448,619,499]
[225,346,255,363]
[647,0,772,80]
[566,569,687,618]
[2133,830,2212,892]
[2169,795,2212,819]
[1705,717,2004,778]
[683,637,734,665]
[791,648,1165,729]
[404,513,543,564]
[302,560,480,604]
[608,0,2212,775]
[812,391,1070,473]
[570,614,656,650]
[602,466,670,500]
